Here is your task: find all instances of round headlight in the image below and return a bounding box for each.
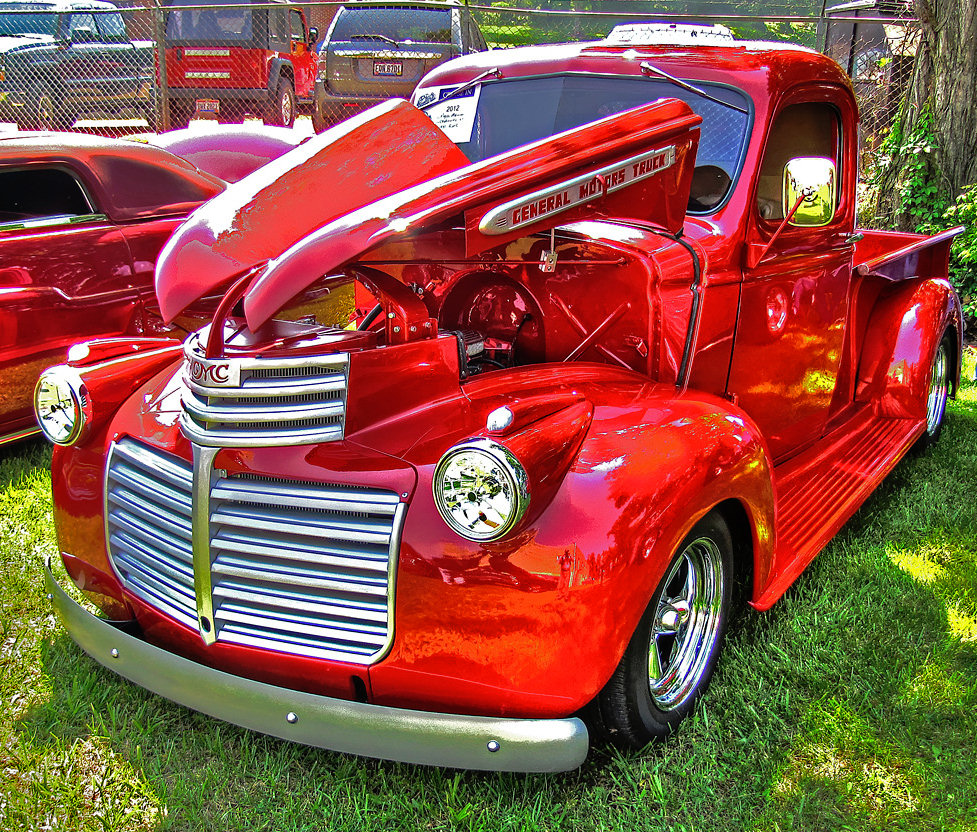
[433,439,529,541]
[34,367,90,445]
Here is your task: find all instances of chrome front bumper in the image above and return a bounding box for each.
[45,559,589,773]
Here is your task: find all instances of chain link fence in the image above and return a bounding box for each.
[0,0,916,147]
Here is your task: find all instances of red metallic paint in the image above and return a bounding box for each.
[147,125,307,183]
[857,278,963,418]
[154,100,471,323]
[0,136,224,443]
[45,38,964,737]
[239,98,699,330]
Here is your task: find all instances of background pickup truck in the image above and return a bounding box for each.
[0,0,154,130]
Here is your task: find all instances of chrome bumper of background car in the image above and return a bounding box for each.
[45,558,590,773]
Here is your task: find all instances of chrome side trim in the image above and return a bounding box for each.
[46,559,589,773]
[0,425,41,446]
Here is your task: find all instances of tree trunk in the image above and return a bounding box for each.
[876,0,977,229]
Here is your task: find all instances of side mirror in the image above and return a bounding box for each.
[783,157,836,227]
[308,26,319,44]
[70,26,98,44]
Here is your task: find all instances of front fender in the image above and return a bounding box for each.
[857,277,963,420]
[370,371,775,717]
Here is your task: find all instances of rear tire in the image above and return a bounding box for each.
[19,91,73,131]
[596,511,733,748]
[311,102,328,133]
[266,79,295,127]
[914,329,953,451]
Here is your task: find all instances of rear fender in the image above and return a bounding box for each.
[268,57,293,92]
[856,277,963,420]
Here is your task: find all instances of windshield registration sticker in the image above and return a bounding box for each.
[415,84,481,143]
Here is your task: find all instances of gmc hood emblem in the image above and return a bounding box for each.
[186,355,241,388]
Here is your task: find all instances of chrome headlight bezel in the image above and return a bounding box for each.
[34,366,91,446]
[432,438,530,542]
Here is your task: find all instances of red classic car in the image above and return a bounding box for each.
[0,128,306,446]
[0,133,225,446]
[38,26,962,772]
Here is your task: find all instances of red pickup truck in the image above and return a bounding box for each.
[38,27,962,772]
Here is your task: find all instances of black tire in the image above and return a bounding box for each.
[266,78,295,127]
[166,102,191,131]
[914,329,953,452]
[596,511,733,748]
[19,91,73,131]
[311,101,328,134]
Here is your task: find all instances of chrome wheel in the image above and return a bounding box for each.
[596,511,733,747]
[280,88,293,126]
[648,535,725,710]
[267,80,295,127]
[925,339,949,436]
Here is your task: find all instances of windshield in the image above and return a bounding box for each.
[0,10,58,37]
[166,0,253,41]
[332,6,452,44]
[434,75,751,213]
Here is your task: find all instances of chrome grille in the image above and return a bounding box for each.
[209,474,401,662]
[105,440,197,629]
[180,334,349,448]
[104,438,402,664]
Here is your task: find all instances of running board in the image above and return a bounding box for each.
[752,410,923,610]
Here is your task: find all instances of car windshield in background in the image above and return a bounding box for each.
[331,7,451,44]
[166,0,253,41]
[88,10,126,39]
[452,75,751,212]
[0,11,58,36]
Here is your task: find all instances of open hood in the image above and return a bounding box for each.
[154,99,471,322]
[156,97,701,330]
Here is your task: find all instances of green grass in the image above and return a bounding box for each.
[1,350,975,831]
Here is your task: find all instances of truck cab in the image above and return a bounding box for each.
[161,0,318,128]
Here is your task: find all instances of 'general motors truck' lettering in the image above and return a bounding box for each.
[480,145,676,235]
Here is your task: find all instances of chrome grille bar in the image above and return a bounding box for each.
[209,472,402,662]
[180,334,350,448]
[104,438,402,665]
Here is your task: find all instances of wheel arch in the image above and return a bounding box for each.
[713,497,756,606]
[267,57,294,92]
[553,386,777,699]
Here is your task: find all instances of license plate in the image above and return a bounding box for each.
[373,61,403,77]
[195,98,220,114]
